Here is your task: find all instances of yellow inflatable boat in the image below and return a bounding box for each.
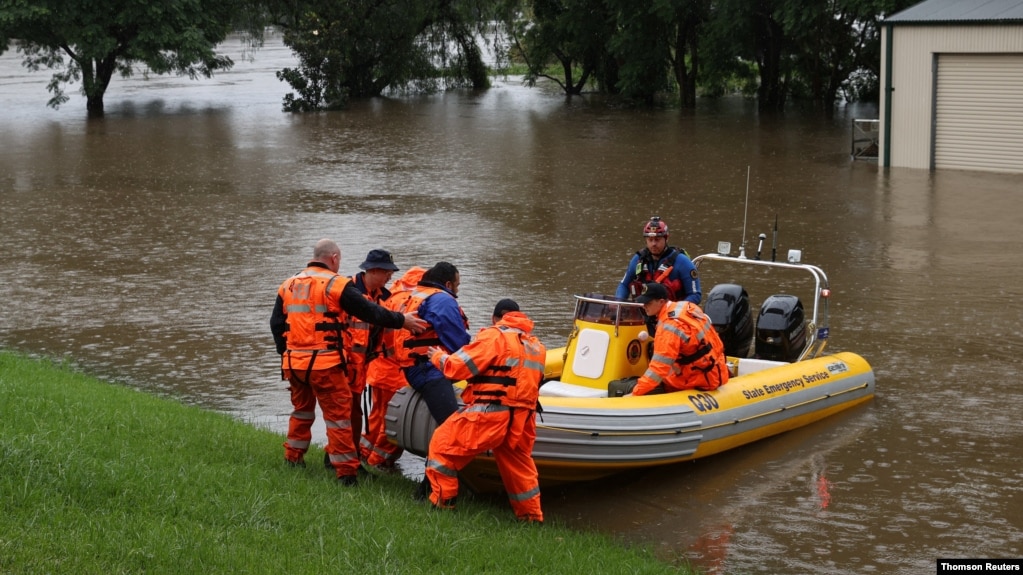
[386,249,875,493]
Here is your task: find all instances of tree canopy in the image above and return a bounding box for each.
[270,0,497,112]
[1,0,920,115]
[0,0,247,116]
[505,0,915,112]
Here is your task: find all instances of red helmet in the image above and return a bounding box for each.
[642,216,669,238]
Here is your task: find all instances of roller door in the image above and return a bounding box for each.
[934,53,1023,174]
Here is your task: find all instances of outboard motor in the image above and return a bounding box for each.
[704,283,753,358]
[755,294,806,362]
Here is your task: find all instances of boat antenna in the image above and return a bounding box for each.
[771,215,778,262]
[738,166,750,259]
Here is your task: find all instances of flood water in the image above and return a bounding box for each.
[3,34,1023,574]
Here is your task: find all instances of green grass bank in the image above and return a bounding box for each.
[0,351,694,574]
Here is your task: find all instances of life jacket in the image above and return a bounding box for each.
[386,285,468,367]
[460,319,546,409]
[660,301,729,391]
[627,246,690,299]
[345,273,390,367]
[372,269,424,363]
[367,268,427,391]
[277,266,350,372]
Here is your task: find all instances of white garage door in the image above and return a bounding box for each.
[934,53,1023,173]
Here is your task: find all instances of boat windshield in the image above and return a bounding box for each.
[574,293,646,326]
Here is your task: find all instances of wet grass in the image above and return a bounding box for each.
[0,351,694,575]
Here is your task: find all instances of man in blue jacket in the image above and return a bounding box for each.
[615,216,701,305]
[401,261,471,425]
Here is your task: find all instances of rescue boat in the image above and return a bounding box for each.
[385,243,875,493]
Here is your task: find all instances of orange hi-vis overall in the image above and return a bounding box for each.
[345,284,386,394]
[344,277,388,459]
[425,312,546,522]
[633,300,729,396]
[359,268,426,468]
[277,267,359,477]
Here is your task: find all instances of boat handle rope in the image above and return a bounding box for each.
[534,383,871,437]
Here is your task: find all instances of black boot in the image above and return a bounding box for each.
[413,477,431,501]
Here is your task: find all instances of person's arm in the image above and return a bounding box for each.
[270,294,288,354]
[420,294,471,352]
[428,329,496,381]
[673,253,702,305]
[632,330,675,396]
[340,283,406,328]
[615,254,641,300]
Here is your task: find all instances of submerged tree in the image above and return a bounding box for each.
[505,0,615,96]
[274,0,496,112]
[0,0,245,117]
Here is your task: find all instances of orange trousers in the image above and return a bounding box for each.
[284,365,359,478]
[425,405,542,522]
[360,385,404,467]
[347,362,368,458]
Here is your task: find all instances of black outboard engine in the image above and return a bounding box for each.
[704,283,754,358]
[755,294,806,362]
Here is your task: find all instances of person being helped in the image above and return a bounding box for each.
[359,265,427,474]
[631,282,729,396]
[424,299,546,522]
[341,249,399,471]
[390,261,470,425]
[615,215,701,305]
[270,239,426,486]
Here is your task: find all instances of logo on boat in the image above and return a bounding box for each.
[626,340,642,364]
[826,361,848,374]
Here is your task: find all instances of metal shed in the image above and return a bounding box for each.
[881,0,1023,173]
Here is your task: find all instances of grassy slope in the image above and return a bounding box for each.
[0,351,691,575]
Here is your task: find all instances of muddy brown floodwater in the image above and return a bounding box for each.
[3,33,1023,574]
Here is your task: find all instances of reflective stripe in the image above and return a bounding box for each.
[325,419,353,430]
[426,458,458,478]
[663,322,690,342]
[651,353,674,364]
[291,410,316,420]
[453,349,480,375]
[463,404,511,414]
[287,439,311,449]
[508,485,541,502]
[523,359,545,372]
[327,451,359,465]
[286,303,312,313]
[642,368,664,385]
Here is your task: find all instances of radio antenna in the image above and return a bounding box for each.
[739,166,750,259]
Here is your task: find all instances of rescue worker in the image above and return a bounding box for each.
[270,239,426,486]
[615,216,701,305]
[424,299,546,522]
[391,261,470,425]
[343,249,399,469]
[359,265,427,474]
[631,282,729,396]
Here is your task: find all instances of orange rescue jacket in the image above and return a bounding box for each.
[277,267,351,372]
[634,301,729,395]
[345,275,388,369]
[387,286,445,367]
[367,267,426,391]
[430,312,546,409]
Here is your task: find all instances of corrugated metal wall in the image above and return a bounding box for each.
[934,54,1023,173]
[882,25,1023,173]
